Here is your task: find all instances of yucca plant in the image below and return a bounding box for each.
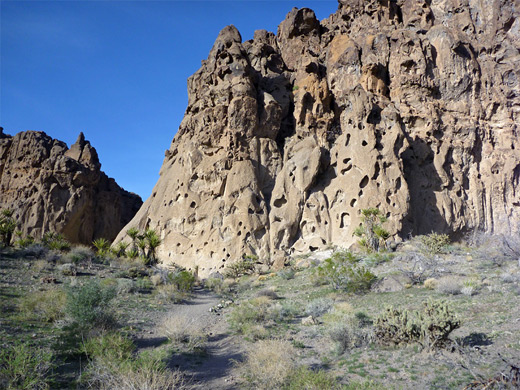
[144,229,161,266]
[0,208,16,247]
[126,227,139,252]
[353,208,390,252]
[112,241,129,258]
[93,238,111,257]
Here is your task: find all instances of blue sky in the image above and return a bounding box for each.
[1,0,337,199]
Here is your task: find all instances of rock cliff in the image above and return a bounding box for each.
[0,128,142,244]
[116,0,520,274]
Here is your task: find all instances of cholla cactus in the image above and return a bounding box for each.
[374,299,460,350]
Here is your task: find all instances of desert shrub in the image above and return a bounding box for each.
[374,299,460,350]
[0,341,53,390]
[65,279,116,330]
[255,287,279,300]
[135,276,153,292]
[436,276,462,295]
[277,268,296,280]
[234,339,297,389]
[353,208,390,252]
[305,298,334,317]
[155,284,187,303]
[328,313,374,354]
[150,274,163,287]
[116,278,135,295]
[423,278,438,290]
[283,366,342,390]
[83,356,186,390]
[395,251,438,284]
[58,263,77,276]
[364,251,394,266]
[19,289,66,322]
[64,246,94,264]
[20,243,48,259]
[167,270,195,292]
[80,331,134,363]
[81,334,187,390]
[418,232,451,255]
[224,256,256,278]
[228,297,296,335]
[161,315,207,353]
[500,272,517,284]
[313,250,376,292]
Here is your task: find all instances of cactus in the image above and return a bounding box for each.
[374,299,460,350]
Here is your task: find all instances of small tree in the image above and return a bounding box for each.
[126,227,139,252]
[144,229,161,266]
[0,209,16,247]
[354,208,390,252]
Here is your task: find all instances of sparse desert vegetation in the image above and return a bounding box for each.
[2,230,520,389]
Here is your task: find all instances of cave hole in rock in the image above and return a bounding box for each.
[184,193,188,198]
[273,196,287,208]
[396,177,401,190]
[248,208,254,214]
[372,163,380,180]
[350,198,357,207]
[190,201,196,208]
[345,133,351,147]
[176,243,181,247]
[238,231,242,236]
[362,140,368,147]
[358,190,363,197]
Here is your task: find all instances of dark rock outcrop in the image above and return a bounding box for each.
[0,129,142,244]
[116,0,520,274]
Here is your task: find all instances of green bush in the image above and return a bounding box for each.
[224,256,256,278]
[313,250,376,292]
[168,270,195,292]
[374,299,460,350]
[0,341,54,390]
[80,331,134,364]
[64,246,94,264]
[93,238,111,257]
[65,279,116,330]
[418,232,451,255]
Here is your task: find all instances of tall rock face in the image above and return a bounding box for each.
[0,129,143,244]
[117,0,520,274]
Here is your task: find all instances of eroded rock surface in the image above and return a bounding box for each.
[0,129,142,244]
[116,0,520,274]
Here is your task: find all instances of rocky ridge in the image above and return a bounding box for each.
[117,0,520,274]
[0,128,142,244]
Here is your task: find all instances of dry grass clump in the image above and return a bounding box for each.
[18,288,66,322]
[255,287,279,300]
[155,284,188,303]
[32,259,51,272]
[436,276,462,295]
[234,339,297,388]
[424,278,438,290]
[160,314,207,353]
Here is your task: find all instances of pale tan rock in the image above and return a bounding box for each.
[116,0,520,276]
[0,130,142,244]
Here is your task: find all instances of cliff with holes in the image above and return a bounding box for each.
[116,0,520,274]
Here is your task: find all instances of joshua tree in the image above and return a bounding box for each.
[0,209,16,247]
[126,227,139,252]
[353,208,390,252]
[144,229,161,265]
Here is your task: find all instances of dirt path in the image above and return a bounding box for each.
[137,288,243,389]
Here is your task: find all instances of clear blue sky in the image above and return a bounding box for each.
[1,0,337,199]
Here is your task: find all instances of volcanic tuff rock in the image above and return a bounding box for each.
[117,0,520,274]
[0,128,142,244]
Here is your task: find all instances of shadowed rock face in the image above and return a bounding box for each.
[116,0,520,274]
[0,129,142,244]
